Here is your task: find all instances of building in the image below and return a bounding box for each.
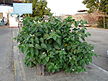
[0,0,24,26]
[0,0,24,5]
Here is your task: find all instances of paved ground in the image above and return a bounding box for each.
[0,27,108,81]
[87,28,108,71]
[0,27,14,81]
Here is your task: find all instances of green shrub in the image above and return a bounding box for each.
[15,16,95,73]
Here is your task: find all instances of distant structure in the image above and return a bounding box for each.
[0,0,24,26]
[0,0,24,6]
[77,10,87,12]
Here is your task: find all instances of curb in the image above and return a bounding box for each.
[12,28,26,81]
[13,46,26,81]
[91,64,108,74]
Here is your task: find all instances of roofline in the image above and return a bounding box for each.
[0,0,24,6]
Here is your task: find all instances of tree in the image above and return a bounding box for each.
[83,0,108,14]
[99,0,108,14]
[83,0,108,28]
[25,0,52,17]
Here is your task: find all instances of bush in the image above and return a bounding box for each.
[97,16,108,29]
[15,16,95,73]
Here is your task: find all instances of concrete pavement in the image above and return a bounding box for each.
[87,28,108,71]
[0,28,14,81]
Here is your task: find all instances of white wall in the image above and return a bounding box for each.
[0,5,12,18]
[0,5,18,27]
[9,14,18,27]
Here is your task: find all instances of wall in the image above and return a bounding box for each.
[0,5,18,27]
[62,12,104,27]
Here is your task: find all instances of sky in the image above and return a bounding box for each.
[47,0,87,16]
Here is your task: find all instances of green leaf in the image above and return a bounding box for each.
[35,44,41,49]
[54,44,60,49]
[56,38,61,45]
[35,37,39,44]
[40,38,44,43]
[28,44,34,47]
[74,21,79,27]
[41,43,47,49]
[45,57,49,62]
